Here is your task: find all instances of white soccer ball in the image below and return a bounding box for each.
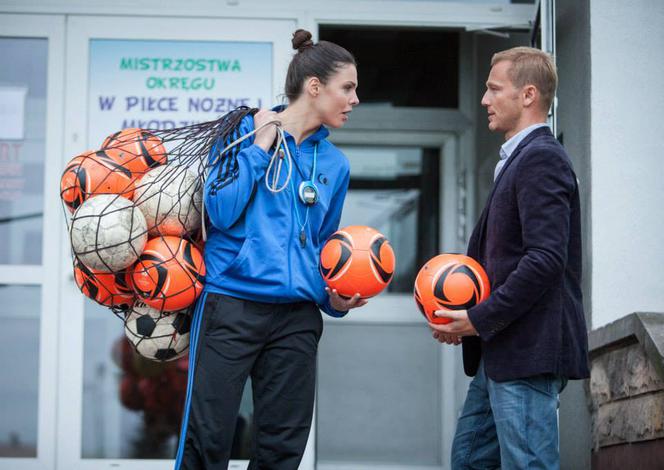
[70,194,147,272]
[124,301,191,362]
[133,165,202,236]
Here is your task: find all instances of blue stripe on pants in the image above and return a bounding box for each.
[174,291,208,470]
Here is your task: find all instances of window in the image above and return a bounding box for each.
[339,145,440,292]
[319,26,459,108]
[0,37,48,265]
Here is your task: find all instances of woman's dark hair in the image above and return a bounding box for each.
[284,29,356,102]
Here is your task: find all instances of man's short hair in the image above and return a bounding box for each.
[491,47,558,113]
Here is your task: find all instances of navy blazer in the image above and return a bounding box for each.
[464,127,590,382]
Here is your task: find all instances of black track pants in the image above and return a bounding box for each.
[175,292,323,470]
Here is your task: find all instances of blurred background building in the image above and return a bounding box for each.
[0,0,662,469]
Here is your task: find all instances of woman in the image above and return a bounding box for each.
[175,29,364,470]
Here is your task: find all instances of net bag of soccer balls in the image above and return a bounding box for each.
[60,108,255,361]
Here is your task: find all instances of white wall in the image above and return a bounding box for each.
[590,0,664,328]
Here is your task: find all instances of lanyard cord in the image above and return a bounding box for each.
[289,144,317,248]
[264,126,292,194]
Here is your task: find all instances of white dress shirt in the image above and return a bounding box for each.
[494,123,549,181]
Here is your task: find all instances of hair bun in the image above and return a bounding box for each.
[292,29,314,52]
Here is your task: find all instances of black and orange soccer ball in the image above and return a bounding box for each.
[73,258,135,309]
[319,225,395,299]
[60,150,135,212]
[414,254,490,324]
[102,128,167,175]
[131,236,205,311]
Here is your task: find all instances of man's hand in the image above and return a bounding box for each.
[253,109,279,151]
[431,330,462,345]
[325,287,368,312]
[428,309,479,337]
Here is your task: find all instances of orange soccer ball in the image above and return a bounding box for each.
[414,254,490,324]
[319,225,395,299]
[73,258,135,309]
[131,236,205,311]
[60,150,135,212]
[102,128,168,175]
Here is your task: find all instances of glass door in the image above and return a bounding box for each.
[0,13,65,470]
[58,15,299,470]
[316,134,465,470]
[316,145,443,469]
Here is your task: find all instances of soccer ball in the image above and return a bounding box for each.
[69,194,147,272]
[73,258,135,309]
[102,128,167,174]
[414,254,490,324]
[60,150,135,212]
[320,225,395,299]
[133,165,202,236]
[124,301,191,362]
[131,236,205,311]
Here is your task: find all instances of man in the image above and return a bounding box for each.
[429,47,590,469]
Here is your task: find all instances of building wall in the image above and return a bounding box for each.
[556,0,592,467]
[590,0,664,328]
[468,13,596,467]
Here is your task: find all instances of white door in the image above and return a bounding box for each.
[0,13,65,470]
[57,15,304,470]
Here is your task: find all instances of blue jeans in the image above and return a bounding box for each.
[451,361,565,470]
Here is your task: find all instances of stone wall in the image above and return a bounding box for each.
[589,313,664,469]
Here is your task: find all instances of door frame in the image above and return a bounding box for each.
[539,0,558,135]
[0,13,65,470]
[327,112,468,469]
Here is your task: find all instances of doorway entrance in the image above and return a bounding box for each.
[315,22,538,469]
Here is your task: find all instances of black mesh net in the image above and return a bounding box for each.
[60,106,256,361]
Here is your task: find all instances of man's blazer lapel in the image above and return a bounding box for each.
[472,127,552,259]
